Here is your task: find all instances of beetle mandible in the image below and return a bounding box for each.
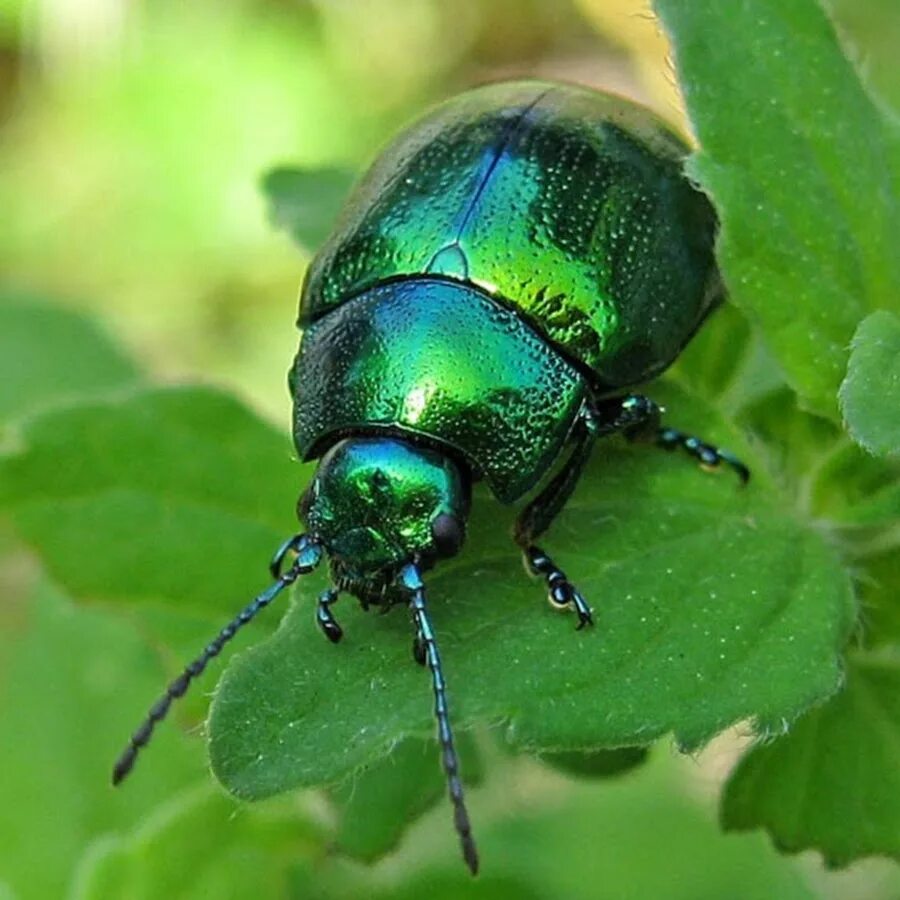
[113,80,749,874]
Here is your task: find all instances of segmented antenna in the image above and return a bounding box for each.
[402,563,479,875]
[112,534,322,786]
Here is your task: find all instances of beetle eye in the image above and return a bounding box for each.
[431,513,464,558]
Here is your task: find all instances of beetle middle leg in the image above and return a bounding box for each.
[593,394,750,484]
[514,408,597,629]
[524,545,593,629]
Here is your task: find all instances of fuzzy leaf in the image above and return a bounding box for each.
[0,382,856,857]
[722,654,900,866]
[840,310,900,458]
[655,0,900,420]
[0,386,303,618]
[537,746,649,780]
[0,295,139,424]
[70,785,323,900]
[0,583,200,900]
[330,733,481,862]
[207,382,855,800]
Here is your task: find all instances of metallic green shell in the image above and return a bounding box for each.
[291,278,587,502]
[305,437,468,581]
[299,80,722,387]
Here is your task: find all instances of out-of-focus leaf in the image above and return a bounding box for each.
[349,754,815,900]
[475,758,816,900]
[0,583,199,900]
[70,785,323,900]
[0,295,139,424]
[825,0,900,113]
[670,303,786,416]
[722,654,900,866]
[537,746,648,780]
[330,733,481,863]
[0,386,303,618]
[263,167,357,252]
[208,383,854,802]
[655,0,900,421]
[840,310,900,458]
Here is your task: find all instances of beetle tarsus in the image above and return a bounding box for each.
[525,545,594,630]
[654,427,750,484]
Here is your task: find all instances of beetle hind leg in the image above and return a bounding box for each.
[524,545,593,629]
[591,394,750,484]
[652,427,750,484]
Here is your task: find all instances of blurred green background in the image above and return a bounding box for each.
[1,1,898,898]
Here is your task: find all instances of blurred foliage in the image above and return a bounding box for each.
[1,1,898,899]
[839,310,900,459]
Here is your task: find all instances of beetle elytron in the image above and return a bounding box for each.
[113,81,748,874]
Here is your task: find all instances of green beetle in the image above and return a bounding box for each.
[114,81,748,874]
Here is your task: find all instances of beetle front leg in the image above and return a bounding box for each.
[316,588,343,643]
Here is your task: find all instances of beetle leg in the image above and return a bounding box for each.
[524,545,593,629]
[591,394,750,484]
[269,532,307,578]
[514,407,597,543]
[513,408,596,630]
[316,588,343,643]
[591,393,662,438]
[652,427,750,484]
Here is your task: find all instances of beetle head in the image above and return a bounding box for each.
[300,436,470,588]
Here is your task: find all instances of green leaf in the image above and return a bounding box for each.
[0,386,302,617]
[0,582,200,900]
[470,756,816,900]
[537,746,648,780]
[655,0,900,420]
[840,310,900,458]
[862,547,900,646]
[70,785,324,900]
[263,166,356,252]
[0,295,139,424]
[0,377,859,866]
[825,0,900,114]
[348,753,816,900]
[722,653,900,866]
[330,732,481,862]
[208,382,855,801]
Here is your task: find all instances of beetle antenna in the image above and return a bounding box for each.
[111,534,322,786]
[402,563,479,875]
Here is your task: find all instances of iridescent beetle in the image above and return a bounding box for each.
[113,81,748,874]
